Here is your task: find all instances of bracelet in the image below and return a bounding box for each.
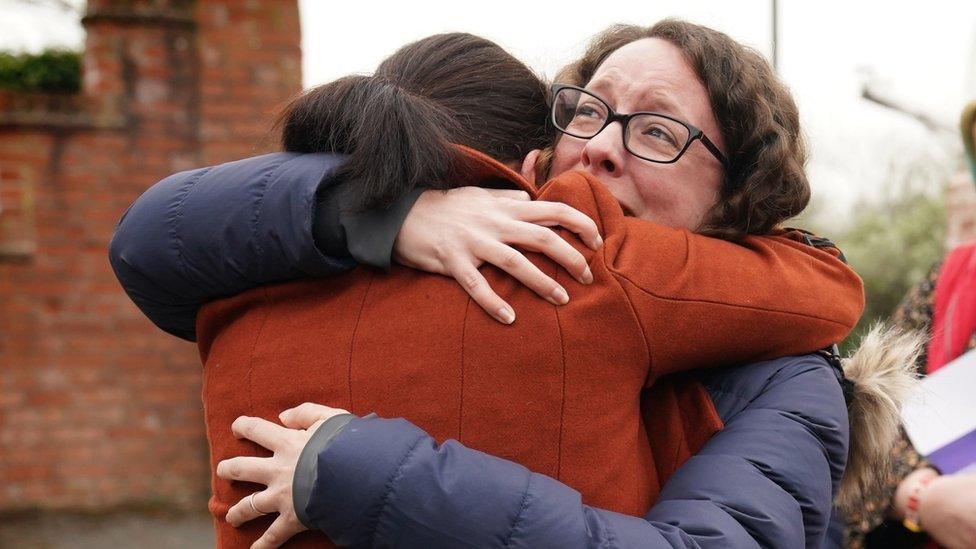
[902,475,934,533]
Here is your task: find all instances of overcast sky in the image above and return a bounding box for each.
[4,0,975,221]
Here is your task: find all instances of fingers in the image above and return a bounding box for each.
[227,490,274,528]
[396,187,601,318]
[279,402,348,429]
[250,513,306,549]
[216,456,276,485]
[510,200,603,250]
[445,258,516,324]
[502,224,593,285]
[477,241,570,306]
[484,189,532,201]
[231,416,291,450]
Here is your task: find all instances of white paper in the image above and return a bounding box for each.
[901,349,976,455]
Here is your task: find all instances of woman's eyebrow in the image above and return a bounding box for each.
[639,90,690,120]
[586,78,691,121]
[585,76,618,98]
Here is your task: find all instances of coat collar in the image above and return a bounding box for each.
[453,145,538,199]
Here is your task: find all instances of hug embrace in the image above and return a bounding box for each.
[110,19,920,549]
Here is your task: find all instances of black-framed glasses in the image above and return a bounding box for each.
[551,84,729,168]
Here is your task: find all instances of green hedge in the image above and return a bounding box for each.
[825,188,947,355]
[0,49,81,93]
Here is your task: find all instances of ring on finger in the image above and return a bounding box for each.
[248,492,269,516]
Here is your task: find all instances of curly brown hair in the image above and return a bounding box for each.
[547,19,809,241]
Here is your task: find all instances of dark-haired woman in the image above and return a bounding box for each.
[109,24,895,548]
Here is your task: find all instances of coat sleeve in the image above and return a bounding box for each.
[296,354,849,548]
[108,153,357,341]
[539,172,865,381]
[612,220,866,379]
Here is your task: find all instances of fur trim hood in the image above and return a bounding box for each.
[835,325,924,514]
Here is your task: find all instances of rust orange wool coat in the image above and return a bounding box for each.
[196,147,864,548]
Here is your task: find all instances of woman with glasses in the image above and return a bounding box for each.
[110,22,908,549]
[552,84,729,170]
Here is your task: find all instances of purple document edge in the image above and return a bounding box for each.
[928,427,976,474]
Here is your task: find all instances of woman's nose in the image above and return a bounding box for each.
[580,122,625,176]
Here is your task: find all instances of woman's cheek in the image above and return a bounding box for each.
[550,140,584,175]
[635,182,684,226]
[645,173,719,230]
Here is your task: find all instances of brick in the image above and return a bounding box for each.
[0,0,301,512]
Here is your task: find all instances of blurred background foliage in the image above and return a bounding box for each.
[0,49,81,92]
[803,155,952,353]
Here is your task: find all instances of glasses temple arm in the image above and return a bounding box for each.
[699,134,729,168]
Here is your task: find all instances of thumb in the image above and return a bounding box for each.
[279,402,345,429]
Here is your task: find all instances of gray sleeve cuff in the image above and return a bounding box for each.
[340,187,426,270]
[311,177,350,261]
[293,413,357,529]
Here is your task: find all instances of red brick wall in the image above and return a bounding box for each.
[196,0,302,164]
[0,0,301,511]
[0,139,38,260]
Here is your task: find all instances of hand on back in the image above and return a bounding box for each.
[393,187,603,324]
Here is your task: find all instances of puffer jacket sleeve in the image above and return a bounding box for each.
[108,153,356,341]
[298,354,849,548]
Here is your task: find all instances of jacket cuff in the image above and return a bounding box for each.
[258,153,358,278]
[339,187,426,270]
[300,416,428,545]
[292,412,357,529]
[311,178,350,262]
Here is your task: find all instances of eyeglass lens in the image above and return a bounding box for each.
[553,87,691,162]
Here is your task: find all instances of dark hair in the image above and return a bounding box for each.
[279,33,552,210]
[550,19,810,240]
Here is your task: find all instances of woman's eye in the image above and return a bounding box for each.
[575,103,604,119]
[643,125,676,145]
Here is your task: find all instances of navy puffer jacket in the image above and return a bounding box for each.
[301,353,848,548]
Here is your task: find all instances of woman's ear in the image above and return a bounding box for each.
[520,149,541,186]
